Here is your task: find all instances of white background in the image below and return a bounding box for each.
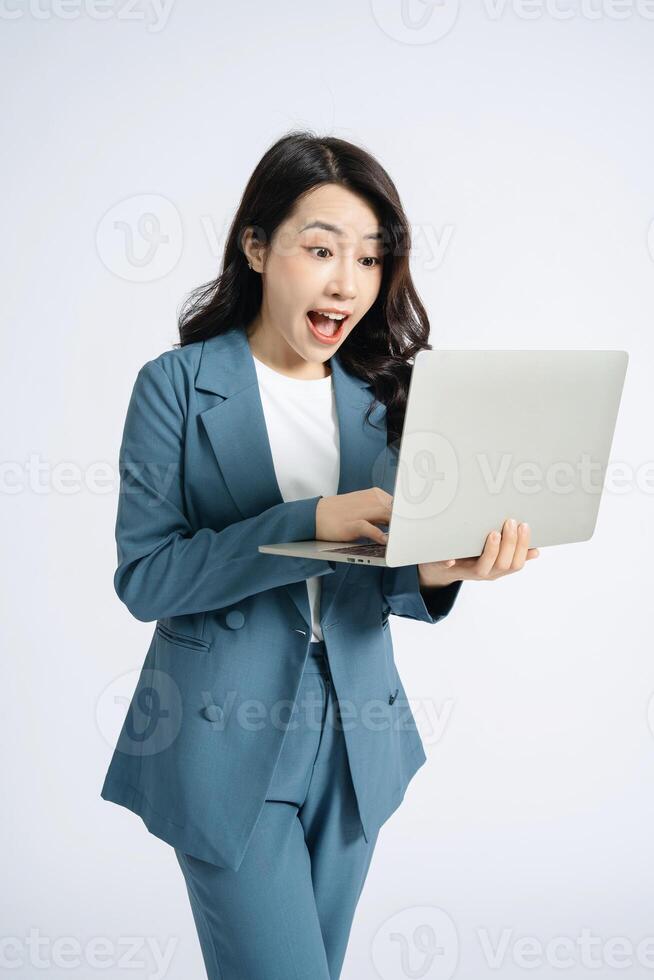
[2,1,652,977]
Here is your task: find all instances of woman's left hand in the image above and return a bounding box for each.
[417,517,540,588]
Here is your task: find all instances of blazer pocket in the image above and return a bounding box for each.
[155,622,211,653]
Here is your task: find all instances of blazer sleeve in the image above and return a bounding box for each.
[381,564,462,625]
[113,358,336,622]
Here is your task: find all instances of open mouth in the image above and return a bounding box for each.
[306,310,351,344]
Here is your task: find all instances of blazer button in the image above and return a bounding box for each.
[202,703,223,723]
[225,610,245,630]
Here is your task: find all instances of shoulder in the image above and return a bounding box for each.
[127,330,238,408]
[138,339,204,388]
[123,340,206,425]
[131,339,210,410]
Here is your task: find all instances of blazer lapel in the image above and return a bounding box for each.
[194,327,388,630]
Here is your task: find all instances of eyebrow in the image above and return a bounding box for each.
[299,220,382,241]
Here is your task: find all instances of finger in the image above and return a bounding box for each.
[498,517,520,569]
[494,518,519,572]
[359,519,389,545]
[510,522,530,570]
[367,487,393,525]
[474,528,502,577]
[526,548,540,559]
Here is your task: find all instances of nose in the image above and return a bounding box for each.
[326,257,357,302]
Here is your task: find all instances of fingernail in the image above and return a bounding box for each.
[508,519,516,530]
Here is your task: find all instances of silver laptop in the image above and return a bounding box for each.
[258,350,629,567]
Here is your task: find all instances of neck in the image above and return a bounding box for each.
[246,318,331,380]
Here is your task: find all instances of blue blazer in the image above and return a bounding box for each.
[100,326,462,871]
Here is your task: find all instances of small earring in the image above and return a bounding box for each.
[247,261,252,270]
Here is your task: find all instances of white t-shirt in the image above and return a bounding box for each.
[252,353,340,641]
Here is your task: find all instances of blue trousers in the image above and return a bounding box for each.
[174,640,380,979]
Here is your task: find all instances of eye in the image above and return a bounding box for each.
[306,247,381,267]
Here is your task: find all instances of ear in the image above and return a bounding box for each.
[241,226,267,273]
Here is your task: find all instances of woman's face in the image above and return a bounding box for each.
[245,183,384,367]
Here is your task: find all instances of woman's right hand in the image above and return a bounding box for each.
[316,488,392,546]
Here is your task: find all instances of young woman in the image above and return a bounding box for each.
[101,131,539,979]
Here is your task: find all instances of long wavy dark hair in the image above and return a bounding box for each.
[176,130,434,446]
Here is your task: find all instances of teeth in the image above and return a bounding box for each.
[312,311,346,320]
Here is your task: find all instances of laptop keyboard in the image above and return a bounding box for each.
[327,543,387,557]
